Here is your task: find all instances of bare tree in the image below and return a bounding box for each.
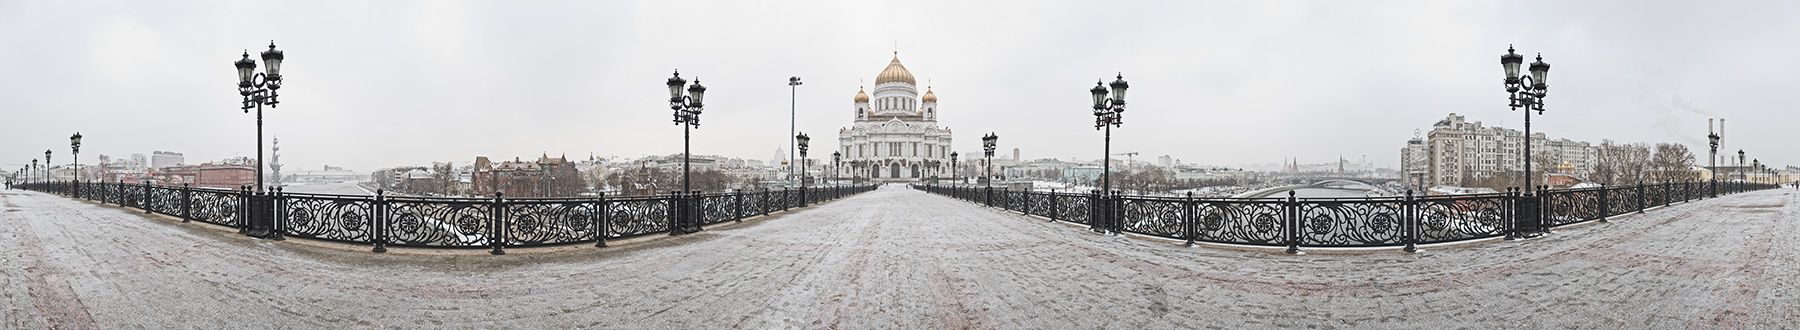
[1650,143,1697,183]
[431,162,457,196]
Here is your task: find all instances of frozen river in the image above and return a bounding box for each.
[0,185,1795,328]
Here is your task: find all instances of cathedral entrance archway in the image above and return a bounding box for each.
[871,165,881,179]
[911,164,919,178]
[890,164,901,178]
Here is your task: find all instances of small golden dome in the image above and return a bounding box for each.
[874,54,916,85]
[921,87,937,103]
[853,87,869,103]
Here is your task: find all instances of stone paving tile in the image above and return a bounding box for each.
[0,186,1794,328]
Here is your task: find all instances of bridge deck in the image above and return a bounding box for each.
[0,186,1795,328]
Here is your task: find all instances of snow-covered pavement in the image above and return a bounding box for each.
[1,185,1796,328]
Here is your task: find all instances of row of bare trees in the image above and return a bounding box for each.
[1591,141,1697,185]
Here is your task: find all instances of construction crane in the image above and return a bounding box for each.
[1112,152,1138,171]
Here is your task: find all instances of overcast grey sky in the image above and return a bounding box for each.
[3,1,1794,173]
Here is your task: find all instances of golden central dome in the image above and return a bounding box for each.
[874,54,916,85]
[853,87,870,103]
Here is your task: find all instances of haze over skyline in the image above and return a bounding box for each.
[3,1,1794,173]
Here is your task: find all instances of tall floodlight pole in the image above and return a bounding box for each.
[789,76,802,185]
[982,133,999,188]
[1500,45,1551,191]
[667,70,707,234]
[234,41,285,193]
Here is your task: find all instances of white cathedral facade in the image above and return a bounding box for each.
[838,54,952,181]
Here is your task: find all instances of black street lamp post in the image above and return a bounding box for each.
[1752,159,1761,184]
[831,151,841,186]
[950,152,959,187]
[1738,150,1746,183]
[70,133,81,198]
[1089,73,1129,233]
[1500,45,1551,190]
[667,70,707,235]
[1500,45,1550,238]
[233,41,284,193]
[45,150,51,187]
[982,133,998,188]
[1709,131,1720,195]
[797,132,810,188]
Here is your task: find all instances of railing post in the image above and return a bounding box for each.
[1540,185,1551,235]
[1088,190,1102,233]
[669,190,682,236]
[142,182,152,213]
[1636,182,1646,213]
[595,192,608,247]
[237,186,251,235]
[372,189,388,253]
[734,189,744,222]
[762,189,771,216]
[1050,190,1060,222]
[1024,191,1034,217]
[1663,182,1672,207]
[1284,191,1300,254]
[180,183,192,223]
[1504,187,1519,240]
[985,186,993,208]
[1183,192,1197,247]
[270,187,285,241]
[490,192,506,255]
[1403,190,1418,253]
[1112,190,1124,235]
[690,190,703,232]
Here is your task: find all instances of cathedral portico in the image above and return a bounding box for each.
[839,53,952,182]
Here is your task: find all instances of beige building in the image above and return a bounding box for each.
[1404,113,1598,188]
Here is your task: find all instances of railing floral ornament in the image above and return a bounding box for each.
[912,180,1779,253]
[14,181,875,254]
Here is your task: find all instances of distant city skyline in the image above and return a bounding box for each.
[3,1,1794,174]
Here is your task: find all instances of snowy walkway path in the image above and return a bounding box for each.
[1,185,1796,328]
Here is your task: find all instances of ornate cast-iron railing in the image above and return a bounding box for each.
[914,180,1779,253]
[15,180,876,254]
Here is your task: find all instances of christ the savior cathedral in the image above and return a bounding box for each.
[838,53,952,181]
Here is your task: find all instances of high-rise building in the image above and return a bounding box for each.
[1405,113,1597,188]
[151,151,184,170]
